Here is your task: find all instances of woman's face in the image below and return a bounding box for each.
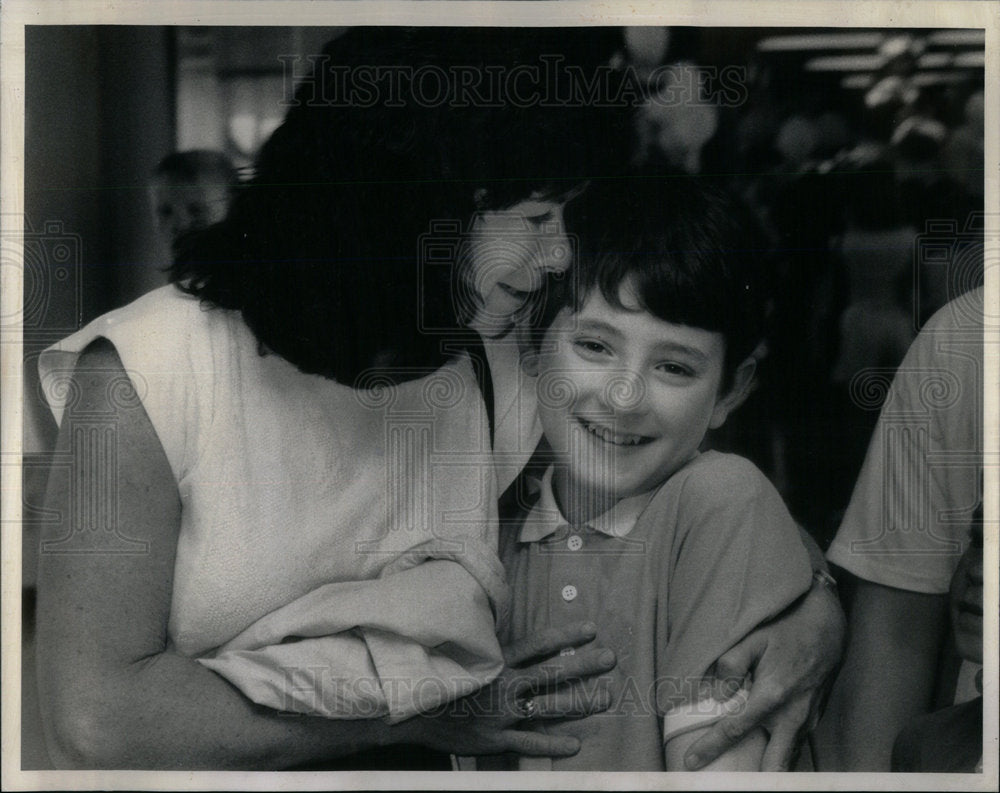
[466,187,584,337]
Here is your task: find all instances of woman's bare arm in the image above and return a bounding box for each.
[35,340,399,768]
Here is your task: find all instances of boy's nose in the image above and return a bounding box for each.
[602,368,646,413]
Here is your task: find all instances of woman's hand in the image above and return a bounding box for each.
[400,621,615,757]
[683,576,846,771]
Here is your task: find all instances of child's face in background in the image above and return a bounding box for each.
[950,524,983,665]
[151,176,231,251]
[533,279,747,511]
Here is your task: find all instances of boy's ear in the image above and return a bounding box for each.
[709,356,756,430]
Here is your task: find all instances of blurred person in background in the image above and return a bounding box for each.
[150,149,239,259]
[814,287,985,770]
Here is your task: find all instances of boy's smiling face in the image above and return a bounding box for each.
[531,278,751,519]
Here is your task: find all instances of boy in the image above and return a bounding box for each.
[489,177,814,770]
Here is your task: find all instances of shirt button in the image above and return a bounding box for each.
[561,585,578,602]
[567,534,583,551]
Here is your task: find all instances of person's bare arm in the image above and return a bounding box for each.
[810,574,948,770]
[34,340,611,769]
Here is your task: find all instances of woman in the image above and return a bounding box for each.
[35,27,634,770]
[35,27,842,771]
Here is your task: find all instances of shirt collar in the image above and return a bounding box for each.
[517,466,655,543]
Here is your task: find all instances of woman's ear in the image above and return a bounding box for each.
[708,356,757,430]
[519,347,540,378]
[512,321,542,377]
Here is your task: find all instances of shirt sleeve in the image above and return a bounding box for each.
[656,454,813,720]
[37,286,219,484]
[199,548,506,723]
[827,289,983,594]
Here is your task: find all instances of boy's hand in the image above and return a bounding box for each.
[684,578,846,770]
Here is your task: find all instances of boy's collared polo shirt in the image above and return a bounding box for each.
[492,451,813,771]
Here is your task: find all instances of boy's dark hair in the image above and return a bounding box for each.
[170,27,634,386]
[530,176,771,387]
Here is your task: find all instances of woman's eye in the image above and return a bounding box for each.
[521,212,553,228]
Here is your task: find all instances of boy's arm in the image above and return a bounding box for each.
[666,726,767,771]
[658,456,817,771]
[682,562,845,770]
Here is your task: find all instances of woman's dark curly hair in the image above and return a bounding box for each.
[172,27,634,385]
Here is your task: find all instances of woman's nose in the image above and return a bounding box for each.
[537,210,572,274]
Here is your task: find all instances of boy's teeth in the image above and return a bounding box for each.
[583,421,645,446]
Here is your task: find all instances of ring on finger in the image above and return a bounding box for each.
[516,697,539,721]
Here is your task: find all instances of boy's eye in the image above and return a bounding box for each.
[573,338,610,356]
[656,362,693,377]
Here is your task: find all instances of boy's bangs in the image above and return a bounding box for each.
[584,249,730,335]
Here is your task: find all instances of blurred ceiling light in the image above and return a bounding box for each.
[917,52,952,69]
[926,30,986,47]
[910,71,974,86]
[757,32,884,51]
[864,75,919,108]
[953,51,986,68]
[805,54,886,71]
[841,74,875,90]
[625,26,670,67]
[880,34,924,58]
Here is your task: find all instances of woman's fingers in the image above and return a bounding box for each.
[504,621,598,667]
[760,718,803,771]
[523,683,613,721]
[506,646,616,698]
[683,677,785,770]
